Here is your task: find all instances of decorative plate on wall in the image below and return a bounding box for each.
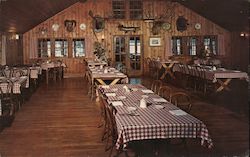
[52,24,59,32]
[80,23,86,30]
[162,22,171,31]
[195,23,201,30]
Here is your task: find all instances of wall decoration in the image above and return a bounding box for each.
[79,23,86,30]
[89,10,105,33]
[52,24,59,32]
[64,20,76,32]
[162,22,171,31]
[118,24,140,33]
[176,16,189,32]
[194,23,201,30]
[149,37,161,46]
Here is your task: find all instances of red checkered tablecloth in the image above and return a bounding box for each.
[99,84,213,149]
[173,64,249,82]
[0,77,28,94]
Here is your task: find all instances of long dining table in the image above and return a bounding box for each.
[173,64,249,92]
[98,84,213,150]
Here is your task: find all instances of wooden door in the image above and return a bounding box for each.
[113,36,142,77]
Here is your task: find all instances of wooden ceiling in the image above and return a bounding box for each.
[0,0,249,34]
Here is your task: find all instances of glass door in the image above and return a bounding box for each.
[128,36,141,76]
[114,36,142,76]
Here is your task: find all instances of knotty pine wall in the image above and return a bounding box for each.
[1,33,23,66]
[23,0,230,75]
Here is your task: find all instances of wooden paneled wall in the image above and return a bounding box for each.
[0,33,23,66]
[23,0,230,75]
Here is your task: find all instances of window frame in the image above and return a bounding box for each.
[112,0,143,20]
[37,38,51,58]
[55,39,68,57]
[72,38,86,58]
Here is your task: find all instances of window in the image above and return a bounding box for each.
[112,0,142,19]
[55,39,68,57]
[38,39,51,58]
[129,0,143,19]
[172,37,182,55]
[189,37,197,55]
[112,0,125,19]
[72,39,85,57]
[204,36,218,55]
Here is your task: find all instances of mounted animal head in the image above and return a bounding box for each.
[151,21,164,35]
[89,10,105,33]
[176,16,189,32]
[64,20,76,32]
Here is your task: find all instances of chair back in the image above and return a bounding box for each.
[171,92,192,113]
[151,80,162,94]
[158,86,172,102]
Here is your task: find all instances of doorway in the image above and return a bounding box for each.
[113,36,142,77]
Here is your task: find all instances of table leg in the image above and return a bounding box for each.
[110,79,121,85]
[160,63,175,80]
[216,78,232,92]
[46,70,49,84]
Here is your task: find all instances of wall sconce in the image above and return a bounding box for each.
[240,32,249,38]
[15,34,19,40]
[9,33,19,40]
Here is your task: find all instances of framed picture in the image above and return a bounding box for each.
[149,37,161,46]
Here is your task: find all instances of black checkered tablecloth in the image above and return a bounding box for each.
[99,84,213,149]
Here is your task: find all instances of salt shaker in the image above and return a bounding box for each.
[140,98,147,108]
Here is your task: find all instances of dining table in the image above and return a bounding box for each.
[87,60,108,67]
[88,66,128,100]
[173,64,249,92]
[41,62,66,84]
[98,84,213,150]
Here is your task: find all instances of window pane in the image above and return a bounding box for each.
[189,37,196,55]
[55,39,68,57]
[38,39,51,58]
[112,0,125,19]
[129,0,143,19]
[72,39,85,57]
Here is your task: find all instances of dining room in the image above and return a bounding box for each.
[0,0,249,157]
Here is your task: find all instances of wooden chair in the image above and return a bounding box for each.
[98,92,109,142]
[151,80,162,94]
[12,69,25,78]
[0,80,15,128]
[158,85,172,102]
[169,92,192,155]
[145,57,152,76]
[104,101,118,156]
[196,66,214,94]
[170,92,192,113]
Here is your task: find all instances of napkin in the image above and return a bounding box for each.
[141,90,154,94]
[169,110,187,116]
[153,98,167,103]
[112,101,123,106]
[106,93,116,97]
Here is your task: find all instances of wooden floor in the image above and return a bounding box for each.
[0,77,249,157]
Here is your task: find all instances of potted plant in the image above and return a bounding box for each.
[93,41,107,62]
